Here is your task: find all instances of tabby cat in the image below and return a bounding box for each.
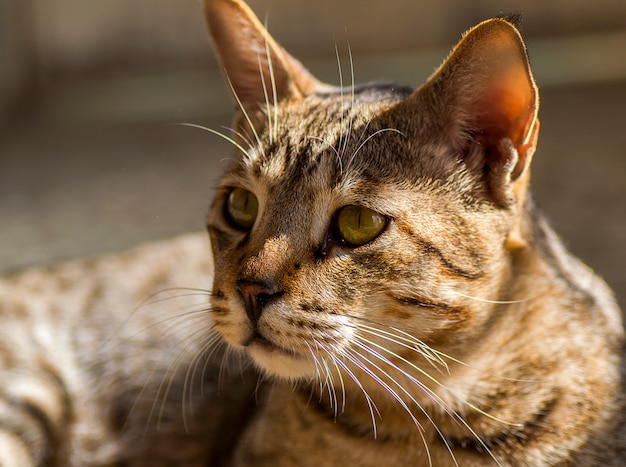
[1,0,624,465]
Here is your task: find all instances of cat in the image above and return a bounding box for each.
[0,0,624,466]
[203,0,626,465]
[0,234,260,466]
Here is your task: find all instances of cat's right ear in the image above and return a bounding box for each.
[203,0,323,114]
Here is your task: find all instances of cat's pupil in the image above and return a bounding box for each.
[335,205,387,247]
[226,188,258,230]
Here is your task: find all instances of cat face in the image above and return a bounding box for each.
[209,92,495,380]
[204,0,539,384]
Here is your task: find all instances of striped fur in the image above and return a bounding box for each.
[1,1,624,466]
[204,0,626,465]
[0,234,257,465]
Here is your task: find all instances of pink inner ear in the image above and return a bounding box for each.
[475,63,535,147]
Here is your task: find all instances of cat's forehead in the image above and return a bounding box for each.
[276,84,411,144]
[235,84,414,189]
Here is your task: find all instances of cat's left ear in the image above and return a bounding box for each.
[203,0,324,114]
[414,17,540,206]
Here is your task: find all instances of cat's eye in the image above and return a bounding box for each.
[225,188,258,230]
[335,205,387,247]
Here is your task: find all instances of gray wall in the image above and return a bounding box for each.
[2,0,626,110]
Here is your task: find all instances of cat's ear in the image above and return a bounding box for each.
[203,0,323,113]
[418,17,539,205]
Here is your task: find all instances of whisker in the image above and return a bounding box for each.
[307,136,342,175]
[350,128,405,163]
[451,291,538,305]
[100,285,208,348]
[155,320,217,430]
[339,39,356,160]
[339,345,434,465]
[351,314,539,384]
[320,355,339,414]
[339,313,450,371]
[352,319,523,427]
[315,340,381,438]
[339,345,422,429]
[307,313,512,464]
[261,15,279,145]
[306,340,332,405]
[352,321,450,374]
[259,14,278,144]
[335,41,346,163]
[199,333,233,397]
[219,125,257,156]
[345,118,373,171]
[351,331,507,466]
[117,307,212,349]
[224,73,265,157]
[182,331,227,427]
[305,341,328,399]
[349,336,457,467]
[329,352,347,414]
[176,123,250,158]
[257,50,273,146]
[135,292,211,311]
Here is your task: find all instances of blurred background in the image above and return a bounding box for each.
[0,0,624,306]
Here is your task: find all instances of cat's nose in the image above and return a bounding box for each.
[236,279,282,325]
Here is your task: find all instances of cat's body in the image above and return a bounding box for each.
[0,234,256,466]
[1,0,624,465]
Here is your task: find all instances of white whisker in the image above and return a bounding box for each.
[345,118,373,171]
[328,352,347,414]
[220,125,257,156]
[183,330,225,421]
[224,73,265,157]
[176,122,250,158]
[261,15,279,144]
[316,340,381,438]
[335,41,346,163]
[307,136,342,174]
[350,128,405,163]
[339,40,356,159]
[350,317,522,427]
[257,52,273,145]
[451,291,538,305]
[350,319,450,374]
[340,344,434,466]
[353,333,508,466]
[305,341,328,397]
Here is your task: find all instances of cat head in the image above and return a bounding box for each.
[203,0,539,381]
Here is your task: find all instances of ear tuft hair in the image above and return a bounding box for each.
[497,12,524,31]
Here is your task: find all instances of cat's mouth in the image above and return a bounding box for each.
[243,331,315,379]
[245,332,300,358]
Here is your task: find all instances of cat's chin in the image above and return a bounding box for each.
[247,339,316,380]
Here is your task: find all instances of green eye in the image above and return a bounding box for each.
[226,188,258,230]
[335,205,387,246]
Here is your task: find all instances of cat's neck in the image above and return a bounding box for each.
[254,209,623,464]
[258,374,555,466]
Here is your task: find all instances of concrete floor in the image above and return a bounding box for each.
[0,75,624,309]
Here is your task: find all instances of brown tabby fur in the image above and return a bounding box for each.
[0,234,259,466]
[0,0,624,465]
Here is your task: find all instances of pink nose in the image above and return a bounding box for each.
[236,279,282,325]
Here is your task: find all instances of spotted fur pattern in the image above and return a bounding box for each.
[0,234,257,466]
[1,0,624,465]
